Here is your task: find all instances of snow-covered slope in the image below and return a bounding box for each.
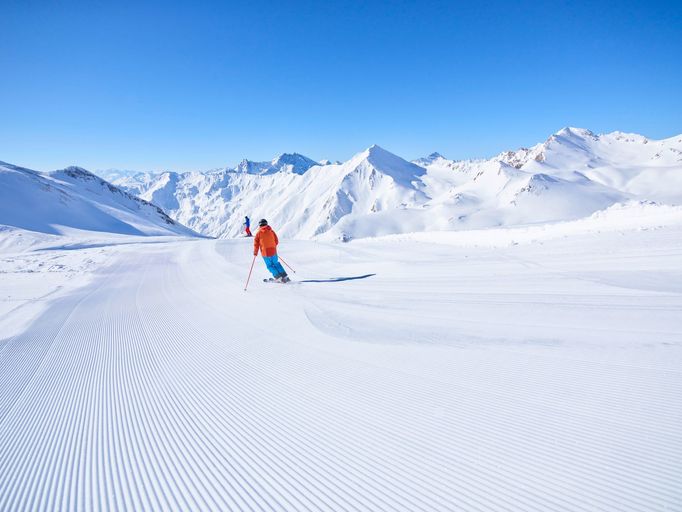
[101,128,682,240]
[2,225,681,510]
[495,127,682,201]
[104,145,428,239]
[0,161,198,237]
[235,152,320,175]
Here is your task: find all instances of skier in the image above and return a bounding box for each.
[253,219,290,283]
[244,216,252,237]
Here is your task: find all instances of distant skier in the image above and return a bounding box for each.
[253,219,290,283]
[244,216,252,237]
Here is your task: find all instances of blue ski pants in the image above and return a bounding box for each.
[263,254,286,278]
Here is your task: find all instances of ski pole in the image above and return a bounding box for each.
[278,255,296,274]
[244,255,257,291]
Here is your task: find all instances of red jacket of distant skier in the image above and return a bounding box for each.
[254,225,278,257]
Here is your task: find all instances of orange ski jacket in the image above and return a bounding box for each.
[254,225,279,257]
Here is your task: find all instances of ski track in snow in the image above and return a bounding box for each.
[1,233,681,511]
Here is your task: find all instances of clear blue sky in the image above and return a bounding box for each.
[2,0,681,171]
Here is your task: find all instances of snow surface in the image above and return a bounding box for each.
[0,162,198,237]
[97,128,682,240]
[2,128,682,509]
[1,204,682,510]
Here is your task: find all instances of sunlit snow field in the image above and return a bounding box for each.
[1,213,681,511]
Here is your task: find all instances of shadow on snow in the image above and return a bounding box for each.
[299,274,376,283]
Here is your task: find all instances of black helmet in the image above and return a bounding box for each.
[258,219,268,227]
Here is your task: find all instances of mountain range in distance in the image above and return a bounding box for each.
[2,127,681,241]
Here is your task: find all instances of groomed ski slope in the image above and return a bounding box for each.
[1,228,681,511]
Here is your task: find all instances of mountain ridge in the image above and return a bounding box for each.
[0,161,199,238]
[7,127,682,241]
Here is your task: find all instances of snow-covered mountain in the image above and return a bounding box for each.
[0,161,198,237]
[99,128,682,240]
[94,168,155,182]
[104,145,427,239]
[97,153,320,191]
[235,153,320,176]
